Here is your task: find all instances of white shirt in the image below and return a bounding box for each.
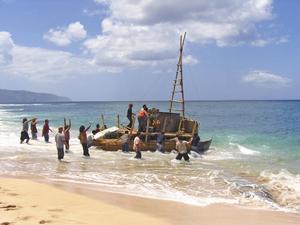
[133,136,141,151]
[55,133,65,149]
[176,140,188,154]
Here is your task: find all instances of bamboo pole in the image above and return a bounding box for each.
[191,121,197,137]
[178,118,183,132]
[145,117,150,143]
[101,114,105,127]
[130,115,135,135]
[162,118,167,132]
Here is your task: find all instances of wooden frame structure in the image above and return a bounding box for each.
[169,32,186,118]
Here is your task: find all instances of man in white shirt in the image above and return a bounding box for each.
[133,132,142,159]
[55,127,65,160]
[174,137,190,161]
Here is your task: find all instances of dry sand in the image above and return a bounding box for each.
[1,178,300,225]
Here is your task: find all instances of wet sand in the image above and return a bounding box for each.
[1,178,300,225]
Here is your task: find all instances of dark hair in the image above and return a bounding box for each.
[45,119,49,123]
[129,103,133,107]
[125,130,129,134]
[79,125,85,133]
[136,132,143,138]
[96,124,100,128]
[22,118,27,123]
[92,130,97,135]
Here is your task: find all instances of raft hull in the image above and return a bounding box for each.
[93,138,212,152]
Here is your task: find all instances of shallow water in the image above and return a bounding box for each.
[0,101,299,212]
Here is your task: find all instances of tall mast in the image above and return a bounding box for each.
[169,32,186,118]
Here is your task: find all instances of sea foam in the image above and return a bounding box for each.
[258,169,300,211]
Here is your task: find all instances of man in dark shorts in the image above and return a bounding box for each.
[20,118,33,144]
[127,104,135,128]
[55,127,65,160]
[174,137,190,161]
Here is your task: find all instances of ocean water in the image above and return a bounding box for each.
[0,101,299,212]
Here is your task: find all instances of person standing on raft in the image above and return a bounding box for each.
[138,105,148,132]
[127,103,135,129]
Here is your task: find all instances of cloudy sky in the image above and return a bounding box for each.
[0,0,299,101]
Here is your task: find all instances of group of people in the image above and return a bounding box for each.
[20,103,201,162]
[20,117,99,160]
[127,104,160,133]
[20,118,53,144]
[120,131,200,161]
[126,103,201,161]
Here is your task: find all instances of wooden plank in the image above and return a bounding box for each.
[145,117,150,142]
[101,114,105,127]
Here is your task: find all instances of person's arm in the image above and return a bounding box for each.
[85,123,91,132]
[25,119,34,125]
[32,118,38,125]
[64,118,67,127]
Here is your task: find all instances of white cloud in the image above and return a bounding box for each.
[83,0,278,70]
[96,0,274,45]
[44,22,87,46]
[83,8,104,17]
[250,35,289,47]
[0,31,14,64]
[243,70,291,87]
[0,1,283,81]
[0,31,117,82]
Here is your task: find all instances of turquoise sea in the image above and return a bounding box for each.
[0,101,299,212]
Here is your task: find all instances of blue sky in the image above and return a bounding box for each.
[0,0,299,101]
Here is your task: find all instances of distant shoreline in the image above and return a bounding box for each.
[1,99,299,104]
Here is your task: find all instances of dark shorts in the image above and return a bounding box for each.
[176,152,189,161]
[32,132,37,140]
[122,142,129,152]
[134,150,142,159]
[156,143,165,153]
[20,131,29,141]
[43,133,49,142]
[57,147,64,160]
[82,143,90,156]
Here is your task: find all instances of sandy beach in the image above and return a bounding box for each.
[1,178,300,225]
